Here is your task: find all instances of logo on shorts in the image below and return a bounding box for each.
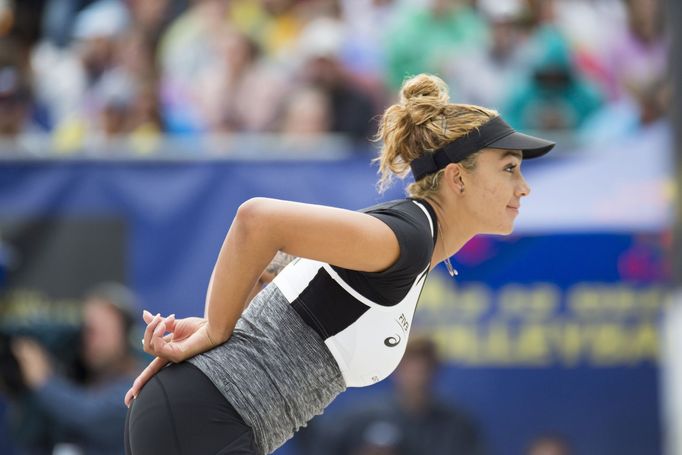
[384,334,401,347]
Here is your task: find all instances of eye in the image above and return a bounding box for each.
[504,163,518,173]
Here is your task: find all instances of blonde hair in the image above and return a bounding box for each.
[375,74,498,198]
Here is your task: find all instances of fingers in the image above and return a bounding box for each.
[143,314,181,359]
[141,314,176,348]
[142,313,162,354]
[164,314,177,332]
[139,313,209,363]
[125,356,169,407]
[151,320,167,353]
[143,311,175,328]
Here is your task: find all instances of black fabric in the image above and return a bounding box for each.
[125,362,258,455]
[330,199,437,306]
[409,116,555,180]
[291,268,370,339]
[487,129,556,159]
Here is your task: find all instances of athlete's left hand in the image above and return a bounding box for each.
[141,310,216,361]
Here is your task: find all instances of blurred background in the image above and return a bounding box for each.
[0,0,677,454]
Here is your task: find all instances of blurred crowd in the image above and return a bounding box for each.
[0,0,670,155]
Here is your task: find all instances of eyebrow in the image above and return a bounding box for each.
[500,150,523,160]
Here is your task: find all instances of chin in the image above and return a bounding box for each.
[487,223,515,236]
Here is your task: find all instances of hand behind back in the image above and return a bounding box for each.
[124,311,216,407]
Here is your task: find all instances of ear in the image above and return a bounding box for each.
[443,163,465,194]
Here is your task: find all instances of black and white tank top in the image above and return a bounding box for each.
[273,198,438,386]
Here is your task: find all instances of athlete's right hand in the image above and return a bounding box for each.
[124,311,212,407]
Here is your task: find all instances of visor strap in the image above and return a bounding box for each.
[409,116,515,181]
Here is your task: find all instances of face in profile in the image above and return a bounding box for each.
[460,148,530,235]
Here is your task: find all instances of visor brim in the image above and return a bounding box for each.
[488,131,555,159]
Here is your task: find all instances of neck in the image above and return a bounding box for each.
[423,195,478,270]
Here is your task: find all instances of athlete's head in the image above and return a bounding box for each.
[376,73,554,235]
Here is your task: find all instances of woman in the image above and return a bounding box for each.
[123,74,555,454]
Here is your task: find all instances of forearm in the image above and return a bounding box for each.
[204,200,278,343]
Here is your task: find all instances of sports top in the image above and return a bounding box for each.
[273,198,438,387]
[188,198,438,454]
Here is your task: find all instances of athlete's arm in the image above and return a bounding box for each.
[125,198,399,405]
[204,197,400,343]
[139,199,399,359]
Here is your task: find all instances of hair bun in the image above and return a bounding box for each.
[400,74,449,106]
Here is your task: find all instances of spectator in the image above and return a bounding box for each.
[276,85,334,151]
[338,0,398,85]
[384,0,488,90]
[502,28,603,130]
[39,0,168,153]
[42,0,104,49]
[294,16,378,145]
[127,0,175,52]
[157,0,233,134]
[196,29,289,133]
[601,0,667,101]
[302,335,486,455]
[579,75,669,145]
[443,0,531,108]
[113,28,165,153]
[0,65,35,149]
[0,40,45,155]
[9,283,141,455]
[247,0,308,62]
[31,0,131,149]
[549,0,626,96]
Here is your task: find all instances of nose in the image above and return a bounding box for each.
[516,174,531,197]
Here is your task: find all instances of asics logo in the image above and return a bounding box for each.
[384,334,401,347]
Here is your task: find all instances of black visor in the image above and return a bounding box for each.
[409,116,555,181]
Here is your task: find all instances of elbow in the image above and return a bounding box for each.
[236,198,267,227]
[234,198,272,243]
